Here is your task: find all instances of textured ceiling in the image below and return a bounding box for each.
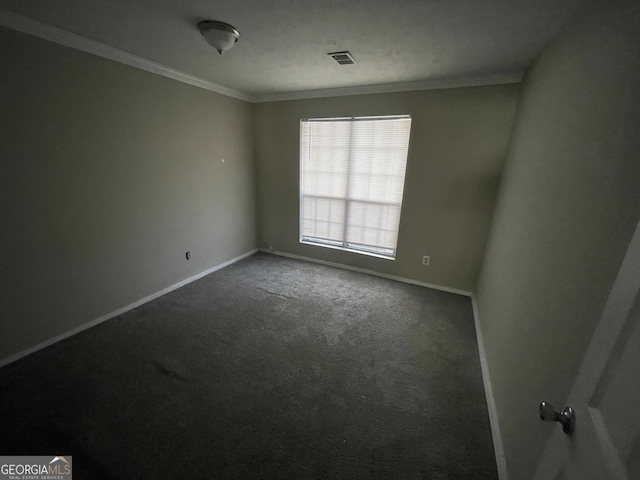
[0,0,583,99]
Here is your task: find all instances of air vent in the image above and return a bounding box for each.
[328,51,357,65]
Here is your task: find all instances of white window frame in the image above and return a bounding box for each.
[299,115,412,260]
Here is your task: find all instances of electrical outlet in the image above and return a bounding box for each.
[186,251,191,260]
[422,255,430,266]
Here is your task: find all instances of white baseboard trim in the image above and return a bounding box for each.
[471,294,508,480]
[261,248,472,297]
[0,248,258,369]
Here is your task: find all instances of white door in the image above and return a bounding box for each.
[533,218,640,480]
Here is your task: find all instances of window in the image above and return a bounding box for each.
[300,115,412,259]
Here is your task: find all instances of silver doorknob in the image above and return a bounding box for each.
[539,401,575,435]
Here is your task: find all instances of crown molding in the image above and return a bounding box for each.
[1,9,522,105]
[0,9,252,102]
[252,72,524,103]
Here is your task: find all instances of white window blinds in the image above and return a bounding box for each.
[300,115,412,259]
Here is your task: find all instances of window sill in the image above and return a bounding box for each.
[300,239,396,261]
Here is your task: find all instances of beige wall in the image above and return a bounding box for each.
[475,0,640,478]
[254,85,519,292]
[0,27,258,361]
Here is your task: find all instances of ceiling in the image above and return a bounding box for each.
[0,0,583,102]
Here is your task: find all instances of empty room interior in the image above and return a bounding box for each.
[1,0,639,478]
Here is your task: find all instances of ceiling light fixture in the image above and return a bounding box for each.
[198,20,240,55]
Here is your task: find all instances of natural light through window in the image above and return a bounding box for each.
[299,115,412,259]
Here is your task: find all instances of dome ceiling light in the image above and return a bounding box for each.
[198,20,240,55]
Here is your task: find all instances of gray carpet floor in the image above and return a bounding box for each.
[0,253,497,479]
